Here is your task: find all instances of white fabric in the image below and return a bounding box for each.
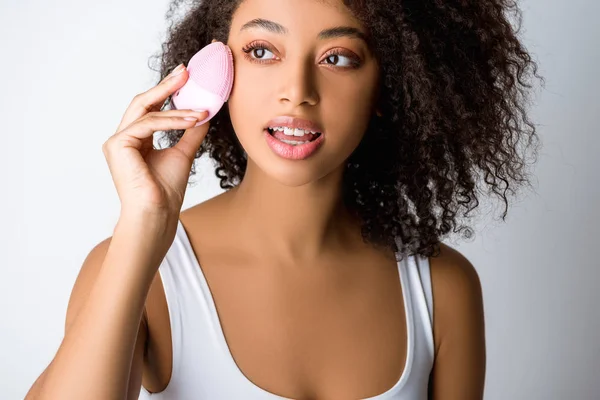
[140,220,434,399]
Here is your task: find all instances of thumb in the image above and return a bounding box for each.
[174,116,210,161]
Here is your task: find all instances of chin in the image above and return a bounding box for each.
[254,159,325,187]
[248,149,344,188]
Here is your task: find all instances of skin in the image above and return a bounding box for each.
[144,0,486,398]
[224,0,381,262]
[34,0,485,399]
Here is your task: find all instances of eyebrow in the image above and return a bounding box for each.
[239,18,368,42]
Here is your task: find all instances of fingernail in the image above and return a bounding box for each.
[184,117,198,121]
[167,64,185,78]
[193,109,207,113]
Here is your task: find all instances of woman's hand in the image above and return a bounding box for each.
[103,64,209,217]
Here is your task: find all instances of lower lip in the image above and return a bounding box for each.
[264,129,324,160]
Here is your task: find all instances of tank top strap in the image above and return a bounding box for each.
[395,236,434,358]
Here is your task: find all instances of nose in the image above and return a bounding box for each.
[277,58,320,108]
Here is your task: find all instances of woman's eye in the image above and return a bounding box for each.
[322,53,361,68]
[242,42,361,69]
[250,47,275,60]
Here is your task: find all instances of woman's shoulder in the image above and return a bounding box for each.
[178,190,234,245]
[429,243,484,325]
[429,243,481,293]
[428,242,486,383]
[180,189,234,223]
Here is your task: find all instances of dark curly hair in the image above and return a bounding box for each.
[151,0,544,258]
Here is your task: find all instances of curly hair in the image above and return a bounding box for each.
[151,0,544,258]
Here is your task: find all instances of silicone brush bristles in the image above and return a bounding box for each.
[187,42,234,102]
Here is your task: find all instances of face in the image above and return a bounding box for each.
[225,0,380,187]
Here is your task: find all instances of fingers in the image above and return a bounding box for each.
[116,64,189,133]
[112,110,208,142]
[173,121,211,161]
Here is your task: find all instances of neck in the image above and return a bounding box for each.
[225,160,358,263]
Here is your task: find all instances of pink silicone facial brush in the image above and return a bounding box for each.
[171,41,234,127]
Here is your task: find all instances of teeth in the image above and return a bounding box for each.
[279,139,310,145]
[269,126,319,136]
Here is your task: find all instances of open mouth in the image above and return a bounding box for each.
[266,127,322,145]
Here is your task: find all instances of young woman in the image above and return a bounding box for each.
[26,0,541,399]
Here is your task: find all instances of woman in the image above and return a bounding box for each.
[26,0,541,399]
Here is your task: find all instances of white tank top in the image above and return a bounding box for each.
[139,220,434,399]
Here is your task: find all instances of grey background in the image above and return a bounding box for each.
[1,0,598,399]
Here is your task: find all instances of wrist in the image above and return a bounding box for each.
[112,212,179,269]
[115,210,178,245]
[118,205,177,226]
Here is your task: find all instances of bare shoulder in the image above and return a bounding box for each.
[179,189,234,241]
[427,242,486,399]
[428,242,485,345]
[429,243,483,306]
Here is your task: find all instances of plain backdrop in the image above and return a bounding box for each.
[1,0,598,399]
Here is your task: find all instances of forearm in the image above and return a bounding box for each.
[26,214,173,400]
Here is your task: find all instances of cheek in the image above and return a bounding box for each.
[324,82,376,139]
[228,74,257,110]
[226,72,266,132]
[229,58,269,100]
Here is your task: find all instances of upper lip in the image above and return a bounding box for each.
[265,116,324,133]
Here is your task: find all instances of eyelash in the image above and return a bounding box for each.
[241,40,362,69]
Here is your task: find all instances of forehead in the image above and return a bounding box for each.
[230,0,362,32]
